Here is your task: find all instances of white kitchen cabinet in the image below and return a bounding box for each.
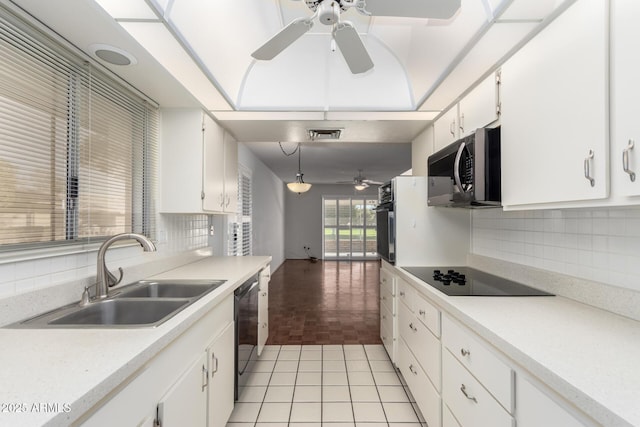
[161,109,237,214]
[379,262,397,363]
[81,295,236,427]
[611,0,640,198]
[516,374,594,427]
[206,322,235,427]
[500,0,609,208]
[257,266,270,356]
[434,105,459,152]
[458,73,499,138]
[433,73,499,152]
[157,352,208,427]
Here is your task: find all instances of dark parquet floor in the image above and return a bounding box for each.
[266,259,382,345]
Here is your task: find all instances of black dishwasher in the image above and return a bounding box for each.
[234,272,260,400]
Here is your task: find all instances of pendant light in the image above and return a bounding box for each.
[287,143,312,194]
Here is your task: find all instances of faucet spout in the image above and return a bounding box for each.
[95,233,157,300]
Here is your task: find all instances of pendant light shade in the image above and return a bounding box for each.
[287,143,312,194]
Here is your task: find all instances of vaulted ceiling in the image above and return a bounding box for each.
[8,0,571,184]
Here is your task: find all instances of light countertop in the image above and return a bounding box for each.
[395,266,640,427]
[0,255,271,427]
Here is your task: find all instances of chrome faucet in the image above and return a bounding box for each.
[94,233,157,300]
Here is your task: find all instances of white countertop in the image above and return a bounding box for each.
[0,255,271,427]
[395,266,640,427]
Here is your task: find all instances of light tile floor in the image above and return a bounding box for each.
[229,345,426,427]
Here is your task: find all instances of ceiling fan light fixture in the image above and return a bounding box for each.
[354,183,368,191]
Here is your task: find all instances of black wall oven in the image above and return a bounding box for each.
[376,181,395,264]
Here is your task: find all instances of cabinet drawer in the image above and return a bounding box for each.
[380,268,395,294]
[443,404,462,427]
[414,291,440,338]
[380,299,394,333]
[443,350,514,427]
[397,277,414,311]
[380,283,395,315]
[398,338,441,427]
[442,316,513,412]
[380,321,394,361]
[398,302,441,391]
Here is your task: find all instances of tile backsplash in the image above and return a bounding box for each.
[472,208,640,292]
[0,214,210,298]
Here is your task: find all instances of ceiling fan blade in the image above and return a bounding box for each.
[332,21,373,74]
[364,179,383,185]
[252,18,314,60]
[355,0,461,19]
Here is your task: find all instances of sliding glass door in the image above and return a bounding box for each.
[323,197,377,260]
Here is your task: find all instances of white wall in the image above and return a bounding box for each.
[284,184,378,259]
[411,126,434,176]
[238,144,286,270]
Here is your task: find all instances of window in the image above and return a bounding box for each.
[323,197,377,259]
[0,8,157,250]
[228,166,252,256]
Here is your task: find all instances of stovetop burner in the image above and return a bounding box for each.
[402,266,554,297]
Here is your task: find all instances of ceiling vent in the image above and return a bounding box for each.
[308,128,343,141]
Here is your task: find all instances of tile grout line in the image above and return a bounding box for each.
[366,345,391,427]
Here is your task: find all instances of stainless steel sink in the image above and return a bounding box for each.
[11,279,227,328]
[114,280,226,299]
[49,299,190,326]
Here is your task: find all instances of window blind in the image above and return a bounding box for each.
[228,166,252,256]
[0,8,157,250]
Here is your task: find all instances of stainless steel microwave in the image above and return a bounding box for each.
[427,127,501,208]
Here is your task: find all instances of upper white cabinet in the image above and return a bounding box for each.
[434,105,460,152]
[434,73,500,152]
[500,0,609,208]
[161,109,237,214]
[458,73,499,138]
[611,0,640,198]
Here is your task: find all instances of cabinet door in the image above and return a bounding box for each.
[458,73,498,137]
[434,105,459,152]
[611,0,640,197]
[207,322,235,427]
[202,114,225,212]
[158,353,207,427]
[223,131,239,213]
[500,0,608,208]
[257,269,269,356]
[516,375,592,427]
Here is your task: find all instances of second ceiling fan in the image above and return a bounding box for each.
[252,0,461,74]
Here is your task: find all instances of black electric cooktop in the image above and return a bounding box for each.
[402,267,554,297]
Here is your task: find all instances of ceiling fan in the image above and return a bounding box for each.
[338,170,383,190]
[252,0,461,74]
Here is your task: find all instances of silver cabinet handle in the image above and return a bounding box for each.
[202,364,208,391]
[460,384,477,403]
[418,309,426,316]
[399,291,405,297]
[459,113,465,134]
[449,120,455,136]
[409,322,418,332]
[409,364,418,375]
[460,348,471,357]
[623,140,636,182]
[212,353,219,375]
[584,149,595,187]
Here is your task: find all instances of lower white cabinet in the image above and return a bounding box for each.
[257,267,270,356]
[206,322,235,427]
[379,262,397,362]
[81,295,236,427]
[516,375,594,427]
[158,353,208,426]
[442,350,514,427]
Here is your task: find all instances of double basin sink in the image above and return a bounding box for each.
[14,280,226,328]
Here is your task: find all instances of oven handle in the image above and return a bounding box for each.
[453,141,466,194]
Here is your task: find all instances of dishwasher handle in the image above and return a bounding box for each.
[235,277,259,299]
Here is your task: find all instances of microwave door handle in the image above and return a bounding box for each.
[453,142,466,193]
